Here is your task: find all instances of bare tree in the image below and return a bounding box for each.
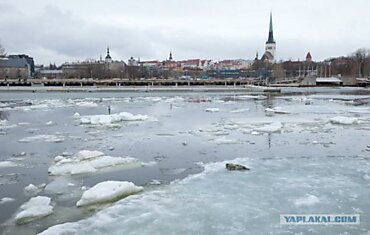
[353,48,369,77]
[0,41,5,56]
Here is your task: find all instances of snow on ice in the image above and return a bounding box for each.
[19,135,65,143]
[255,122,283,133]
[48,150,139,176]
[329,116,358,125]
[0,197,15,204]
[294,194,320,207]
[0,161,18,168]
[76,181,143,207]
[24,184,45,196]
[79,112,150,125]
[15,196,53,224]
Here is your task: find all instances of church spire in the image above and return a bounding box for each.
[105,46,112,62]
[267,12,275,43]
[169,51,173,61]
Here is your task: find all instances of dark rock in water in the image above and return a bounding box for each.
[226,163,250,171]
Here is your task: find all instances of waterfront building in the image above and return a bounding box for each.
[0,54,34,79]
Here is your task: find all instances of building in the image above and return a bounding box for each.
[306,52,312,62]
[105,46,112,63]
[261,13,276,62]
[62,47,126,79]
[128,57,139,66]
[0,55,34,79]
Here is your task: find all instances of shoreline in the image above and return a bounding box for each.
[0,85,281,93]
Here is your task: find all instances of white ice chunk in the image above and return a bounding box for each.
[54,155,66,163]
[75,101,98,107]
[230,108,250,113]
[265,107,290,114]
[24,184,43,196]
[329,116,358,125]
[73,112,81,118]
[80,112,149,125]
[76,181,143,207]
[149,180,161,185]
[294,194,320,207]
[15,196,53,224]
[48,151,139,176]
[19,135,65,143]
[0,197,15,204]
[0,161,18,168]
[45,121,53,126]
[213,136,241,145]
[205,108,220,113]
[18,122,30,126]
[255,122,282,133]
[76,150,104,161]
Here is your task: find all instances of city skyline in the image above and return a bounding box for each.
[0,0,369,65]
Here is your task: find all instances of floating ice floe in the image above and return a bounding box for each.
[15,196,53,224]
[205,108,220,113]
[76,181,143,207]
[255,122,283,133]
[45,121,53,126]
[294,194,320,207]
[0,161,18,169]
[230,108,250,113]
[149,179,162,185]
[237,95,266,100]
[0,197,15,204]
[213,136,242,145]
[19,135,65,143]
[329,116,358,125]
[75,101,98,107]
[18,122,30,126]
[73,112,80,118]
[24,184,45,196]
[265,107,290,114]
[48,150,139,176]
[80,112,151,125]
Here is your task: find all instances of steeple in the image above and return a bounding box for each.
[105,46,112,63]
[255,51,259,60]
[169,51,173,61]
[267,12,275,43]
[263,12,276,61]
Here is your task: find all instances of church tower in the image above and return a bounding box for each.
[265,12,276,61]
[169,51,173,61]
[105,46,112,63]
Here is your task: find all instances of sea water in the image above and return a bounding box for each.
[0,87,369,234]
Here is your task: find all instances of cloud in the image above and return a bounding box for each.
[0,0,369,65]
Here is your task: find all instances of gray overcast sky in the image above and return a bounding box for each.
[0,0,369,65]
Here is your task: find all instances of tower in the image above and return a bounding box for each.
[169,51,173,61]
[264,12,276,61]
[105,46,112,63]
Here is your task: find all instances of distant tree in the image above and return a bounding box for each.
[352,48,369,77]
[0,41,5,56]
[271,63,285,80]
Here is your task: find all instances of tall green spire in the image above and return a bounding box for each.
[267,12,275,43]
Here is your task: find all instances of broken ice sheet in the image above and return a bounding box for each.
[48,150,140,176]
